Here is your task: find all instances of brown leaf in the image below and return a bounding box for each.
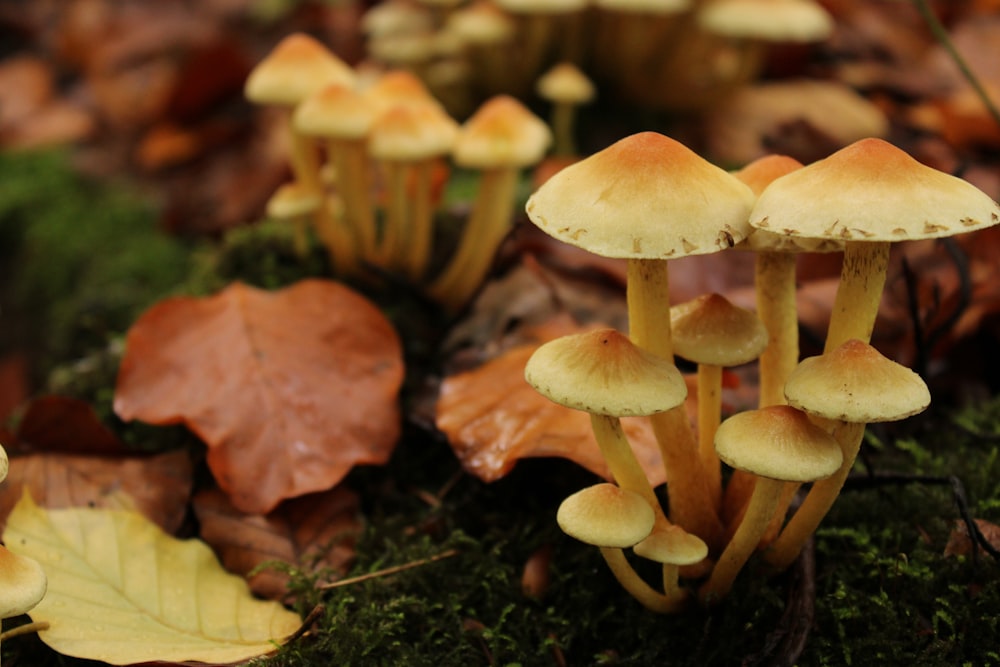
[193,486,361,599]
[0,449,193,534]
[14,395,125,456]
[944,518,1000,557]
[436,340,666,486]
[114,279,405,514]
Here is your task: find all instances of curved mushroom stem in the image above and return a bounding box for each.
[764,420,865,572]
[823,241,890,352]
[626,258,724,549]
[701,475,783,604]
[599,547,687,613]
[430,167,518,309]
[590,414,670,531]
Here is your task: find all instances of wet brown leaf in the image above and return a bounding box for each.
[14,395,124,456]
[193,485,362,599]
[114,279,405,514]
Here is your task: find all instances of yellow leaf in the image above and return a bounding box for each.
[2,491,302,665]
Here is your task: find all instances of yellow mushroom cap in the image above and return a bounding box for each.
[714,405,843,482]
[266,182,322,219]
[698,0,834,43]
[0,443,7,483]
[524,328,687,417]
[368,101,459,161]
[525,131,755,259]
[557,483,656,547]
[294,84,378,140]
[633,525,708,566]
[446,1,516,45]
[244,33,356,107]
[784,339,931,423]
[0,545,46,618]
[751,138,1000,242]
[452,95,552,169]
[536,62,596,105]
[363,69,440,116]
[670,293,769,367]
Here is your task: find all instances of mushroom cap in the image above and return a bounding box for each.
[751,138,1000,242]
[0,443,7,483]
[525,131,755,259]
[714,405,843,482]
[244,33,356,107]
[363,70,440,116]
[633,525,708,566]
[294,84,378,140]
[361,0,434,37]
[784,339,931,423]
[536,62,596,105]
[698,0,834,43]
[368,101,459,161]
[557,483,655,547]
[446,1,516,45]
[735,154,803,196]
[594,0,690,12]
[452,95,552,169]
[495,0,588,14]
[0,545,46,618]
[266,182,323,219]
[670,293,769,366]
[525,328,687,417]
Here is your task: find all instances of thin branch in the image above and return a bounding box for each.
[319,549,460,590]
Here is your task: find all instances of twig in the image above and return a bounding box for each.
[911,0,1000,131]
[283,603,325,644]
[318,549,460,590]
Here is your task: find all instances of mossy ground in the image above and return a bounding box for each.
[2,149,999,666]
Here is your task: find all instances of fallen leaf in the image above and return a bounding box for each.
[436,341,666,486]
[3,491,302,665]
[944,518,1000,557]
[114,279,404,514]
[193,486,361,599]
[13,395,125,456]
[0,449,192,534]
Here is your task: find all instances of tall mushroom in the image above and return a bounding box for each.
[525,131,755,548]
[763,339,931,570]
[535,61,596,156]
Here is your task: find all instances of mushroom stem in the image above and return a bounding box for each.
[377,160,410,268]
[430,167,518,308]
[328,138,377,264]
[626,258,724,548]
[764,420,866,571]
[406,158,438,280]
[701,476,783,604]
[696,363,723,512]
[599,547,687,613]
[824,241,890,351]
[550,101,577,157]
[590,414,670,530]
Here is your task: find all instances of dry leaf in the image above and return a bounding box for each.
[436,343,666,486]
[114,279,405,514]
[14,395,125,455]
[3,491,302,665]
[944,518,1000,557]
[0,449,192,535]
[193,486,361,599]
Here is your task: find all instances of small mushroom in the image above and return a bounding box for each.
[633,524,708,609]
[700,405,841,603]
[535,61,595,156]
[764,339,931,571]
[266,182,323,257]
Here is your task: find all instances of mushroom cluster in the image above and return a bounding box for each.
[244,33,551,309]
[522,132,1000,610]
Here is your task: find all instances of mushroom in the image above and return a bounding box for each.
[763,339,931,571]
[429,95,551,309]
[670,292,768,510]
[700,404,841,603]
[265,182,323,257]
[294,83,380,268]
[367,99,459,278]
[244,34,357,267]
[633,524,708,607]
[525,131,755,548]
[557,483,683,611]
[535,61,595,156]
[750,137,1000,354]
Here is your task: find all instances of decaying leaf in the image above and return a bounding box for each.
[3,491,302,665]
[0,449,192,534]
[13,395,126,455]
[436,340,666,486]
[944,518,1000,557]
[114,279,405,514]
[193,485,361,599]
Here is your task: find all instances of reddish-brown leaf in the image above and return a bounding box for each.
[15,395,125,456]
[114,279,404,514]
[944,518,1000,557]
[193,486,361,599]
[0,449,192,534]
